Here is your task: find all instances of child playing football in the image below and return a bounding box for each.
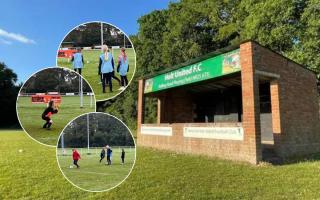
[106,145,112,165]
[99,147,106,163]
[72,148,81,168]
[121,148,125,164]
[41,100,58,129]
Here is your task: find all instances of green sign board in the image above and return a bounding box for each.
[144,49,241,94]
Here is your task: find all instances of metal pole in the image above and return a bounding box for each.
[61,132,65,155]
[80,77,83,108]
[100,22,104,84]
[87,114,90,154]
[124,34,125,48]
[100,22,104,50]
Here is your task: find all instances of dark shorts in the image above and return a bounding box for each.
[42,116,50,121]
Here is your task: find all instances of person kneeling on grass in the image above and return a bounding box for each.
[41,100,58,130]
[71,48,84,75]
[98,45,114,93]
[117,47,129,91]
[72,148,81,168]
[121,148,125,165]
[99,147,106,163]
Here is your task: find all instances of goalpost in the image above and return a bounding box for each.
[79,76,94,109]
[79,74,95,109]
[111,46,120,56]
[89,92,93,108]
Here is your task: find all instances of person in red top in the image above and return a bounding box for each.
[72,149,81,168]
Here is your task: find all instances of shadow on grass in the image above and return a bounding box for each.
[277,153,320,165]
[262,147,320,166]
[142,144,320,167]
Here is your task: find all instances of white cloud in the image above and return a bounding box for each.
[0,28,36,44]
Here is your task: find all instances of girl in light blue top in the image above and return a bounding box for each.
[98,45,114,93]
[117,47,129,90]
[71,48,84,75]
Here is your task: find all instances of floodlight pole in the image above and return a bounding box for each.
[123,34,125,48]
[100,22,104,83]
[61,132,65,155]
[87,114,90,154]
[80,77,83,108]
[100,22,104,50]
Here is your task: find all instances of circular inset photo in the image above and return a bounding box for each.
[16,67,96,146]
[56,21,136,101]
[56,112,136,192]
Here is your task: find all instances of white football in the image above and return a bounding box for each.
[18,149,23,153]
[69,165,73,168]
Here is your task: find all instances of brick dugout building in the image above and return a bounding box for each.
[137,41,320,164]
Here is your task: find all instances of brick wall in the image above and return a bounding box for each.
[139,123,250,162]
[252,42,320,156]
[240,42,262,163]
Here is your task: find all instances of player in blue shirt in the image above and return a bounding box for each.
[98,45,114,93]
[71,48,84,75]
[117,47,129,90]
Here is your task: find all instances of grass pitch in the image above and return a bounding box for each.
[57,49,135,101]
[16,96,95,146]
[57,147,135,191]
[2,130,320,199]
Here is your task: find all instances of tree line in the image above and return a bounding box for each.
[99,0,320,131]
[62,22,131,47]
[58,113,134,148]
[20,68,92,94]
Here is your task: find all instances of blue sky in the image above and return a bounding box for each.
[0,0,174,83]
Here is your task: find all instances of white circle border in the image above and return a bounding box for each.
[55,21,137,102]
[55,112,137,193]
[16,66,97,148]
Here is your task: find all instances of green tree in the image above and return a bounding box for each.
[0,62,21,128]
[20,68,92,93]
[63,22,130,47]
[286,0,320,78]
[102,0,320,130]
[60,113,134,147]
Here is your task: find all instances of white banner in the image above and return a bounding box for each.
[183,127,243,140]
[141,126,172,136]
